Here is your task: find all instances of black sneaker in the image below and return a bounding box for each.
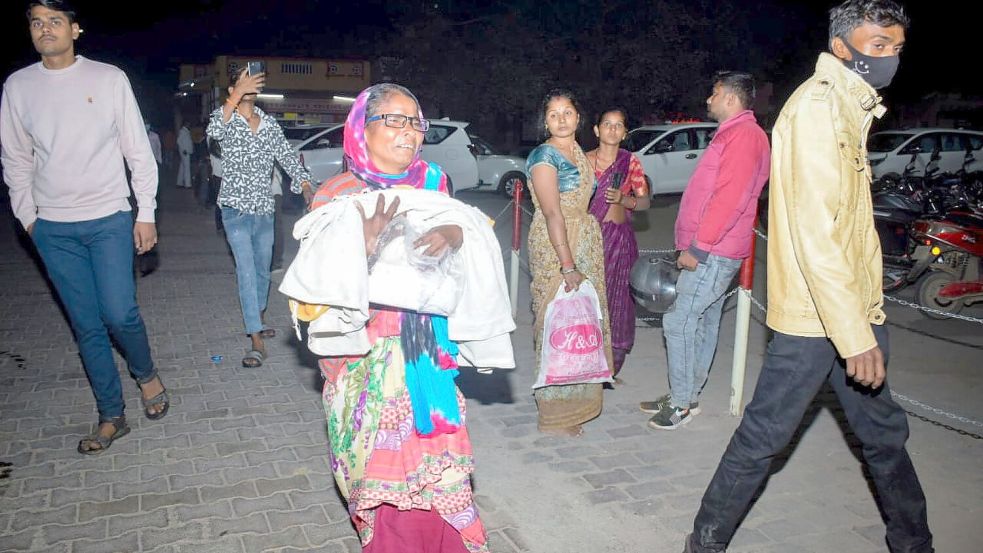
[647,403,692,430]
[682,534,695,553]
[640,393,701,416]
[639,393,671,414]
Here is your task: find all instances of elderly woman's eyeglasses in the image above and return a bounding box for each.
[366,114,430,132]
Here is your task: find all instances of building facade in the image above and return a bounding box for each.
[177,55,371,126]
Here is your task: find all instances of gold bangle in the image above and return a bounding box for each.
[552,242,567,248]
[560,265,577,275]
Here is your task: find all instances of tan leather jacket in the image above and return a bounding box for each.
[766,53,887,358]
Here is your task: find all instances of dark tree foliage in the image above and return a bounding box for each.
[376,0,799,148]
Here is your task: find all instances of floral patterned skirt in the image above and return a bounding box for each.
[321,338,488,552]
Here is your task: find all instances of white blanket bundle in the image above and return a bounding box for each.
[279,188,516,369]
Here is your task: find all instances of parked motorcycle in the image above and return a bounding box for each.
[874,151,930,291]
[875,147,983,291]
[908,211,983,319]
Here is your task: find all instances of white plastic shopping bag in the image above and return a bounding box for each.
[533,280,613,389]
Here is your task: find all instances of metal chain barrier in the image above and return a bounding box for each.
[491,199,516,223]
[882,295,983,324]
[891,392,983,428]
[491,199,532,284]
[636,287,741,323]
[900,411,983,440]
[747,292,768,314]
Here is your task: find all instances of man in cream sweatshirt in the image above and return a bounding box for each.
[1,0,169,454]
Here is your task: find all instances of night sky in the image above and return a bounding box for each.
[1,0,976,133]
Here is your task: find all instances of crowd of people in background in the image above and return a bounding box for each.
[0,0,936,552]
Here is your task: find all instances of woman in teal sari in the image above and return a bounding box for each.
[526,88,613,436]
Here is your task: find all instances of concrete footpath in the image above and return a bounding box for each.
[1,186,981,553]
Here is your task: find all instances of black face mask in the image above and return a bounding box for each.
[841,40,900,89]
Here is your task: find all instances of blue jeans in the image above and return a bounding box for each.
[32,211,157,422]
[663,254,742,408]
[221,207,274,335]
[690,325,933,553]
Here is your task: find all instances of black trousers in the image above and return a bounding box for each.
[210,176,223,232]
[690,325,933,553]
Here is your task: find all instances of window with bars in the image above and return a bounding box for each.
[281,63,313,75]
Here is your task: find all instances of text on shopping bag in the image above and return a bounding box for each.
[549,323,603,354]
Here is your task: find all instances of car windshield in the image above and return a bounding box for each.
[624,130,661,153]
[868,132,914,153]
[468,134,498,155]
[284,126,330,142]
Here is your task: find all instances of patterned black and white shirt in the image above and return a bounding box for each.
[206,106,311,215]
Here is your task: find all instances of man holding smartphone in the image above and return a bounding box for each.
[207,64,313,368]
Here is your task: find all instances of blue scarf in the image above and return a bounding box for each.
[400,312,462,436]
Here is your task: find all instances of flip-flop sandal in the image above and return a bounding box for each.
[242,349,265,368]
[259,328,276,338]
[77,416,130,455]
[141,377,170,421]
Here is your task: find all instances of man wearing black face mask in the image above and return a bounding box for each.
[682,1,934,552]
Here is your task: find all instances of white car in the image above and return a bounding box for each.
[294,120,481,193]
[868,128,983,179]
[467,134,528,196]
[623,123,718,195]
[282,123,336,147]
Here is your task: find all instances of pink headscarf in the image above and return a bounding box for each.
[343,85,448,192]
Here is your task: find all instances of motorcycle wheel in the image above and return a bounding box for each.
[915,271,964,320]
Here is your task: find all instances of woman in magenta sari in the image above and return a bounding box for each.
[585,108,650,377]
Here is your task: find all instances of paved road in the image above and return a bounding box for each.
[1,186,980,552]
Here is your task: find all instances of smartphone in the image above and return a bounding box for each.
[247,61,265,76]
[610,172,624,189]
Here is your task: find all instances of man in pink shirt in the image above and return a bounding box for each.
[643,71,770,430]
[1,0,169,454]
